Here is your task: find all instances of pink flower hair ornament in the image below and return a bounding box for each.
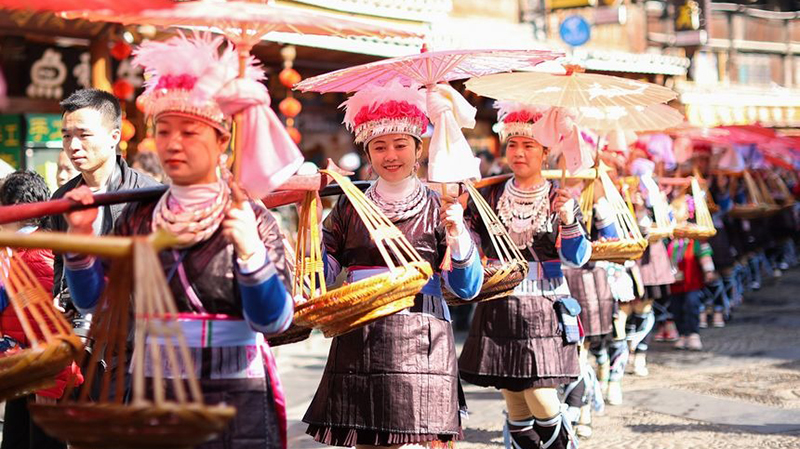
[341,80,429,145]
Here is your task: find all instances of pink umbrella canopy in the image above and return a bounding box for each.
[0,0,172,14]
[716,126,773,145]
[61,0,423,50]
[294,48,564,184]
[294,48,564,93]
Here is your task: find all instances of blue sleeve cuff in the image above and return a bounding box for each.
[443,245,484,301]
[64,255,105,315]
[0,288,8,312]
[322,246,341,286]
[718,195,733,213]
[236,261,293,335]
[560,223,591,268]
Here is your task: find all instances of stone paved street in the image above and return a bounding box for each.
[276,269,800,449]
[1,270,797,448]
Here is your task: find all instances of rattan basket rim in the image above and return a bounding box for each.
[30,402,236,449]
[320,296,416,338]
[444,259,528,306]
[590,239,648,261]
[293,261,431,325]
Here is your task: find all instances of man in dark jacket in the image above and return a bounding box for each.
[51,88,158,305]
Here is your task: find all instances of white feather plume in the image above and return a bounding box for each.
[132,31,264,106]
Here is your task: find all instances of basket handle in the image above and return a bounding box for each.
[293,191,327,300]
[690,177,714,229]
[579,180,596,234]
[0,251,76,347]
[464,183,525,265]
[320,170,425,272]
[742,170,762,205]
[599,171,644,242]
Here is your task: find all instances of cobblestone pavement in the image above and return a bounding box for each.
[0,271,796,448]
[277,268,800,448]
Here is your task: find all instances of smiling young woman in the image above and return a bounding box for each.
[302,81,484,449]
[459,102,591,449]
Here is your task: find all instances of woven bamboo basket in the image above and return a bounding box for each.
[581,171,649,262]
[766,173,797,208]
[0,251,83,402]
[30,238,235,448]
[445,182,528,306]
[671,177,716,240]
[445,258,528,307]
[673,224,717,239]
[647,227,674,242]
[289,170,432,338]
[728,171,777,219]
[30,402,235,449]
[266,323,312,347]
[729,204,771,219]
[591,238,648,263]
[293,261,431,330]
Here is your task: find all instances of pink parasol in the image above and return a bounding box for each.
[0,0,172,14]
[61,1,422,52]
[295,48,563,184]
[62,0,423,197]
[294,48,562,93]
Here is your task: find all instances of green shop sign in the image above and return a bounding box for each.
[0,114,22,168]
[25,113,63,147]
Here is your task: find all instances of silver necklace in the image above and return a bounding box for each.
[497,178,551,248]
[365,177,427,222]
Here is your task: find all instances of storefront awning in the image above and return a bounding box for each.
[563,48,690,76]
[678,82,800,128]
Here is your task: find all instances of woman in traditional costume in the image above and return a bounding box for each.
[562,185,632,434]
[627,158,675,375]
[459,103,591,449]
[302,81,484,449]
[61,33,295,449]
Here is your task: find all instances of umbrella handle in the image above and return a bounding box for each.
[231,44,254,206]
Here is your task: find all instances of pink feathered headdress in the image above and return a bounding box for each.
[341,80,429,145]
[496,101,593,173]
[132,32,304,199]
[495,101,555,143]
[132,31,263,133]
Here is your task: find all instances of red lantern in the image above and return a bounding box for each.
[135,95,147,113]
[279,97,302,118]
[139,137,156,152]
[110,41,133,61]
[113,79,134,100]
[278,68,301,88]
[286,126,301,144]
[121,119,136,142]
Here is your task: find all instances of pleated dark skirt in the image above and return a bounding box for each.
[459,278,579,392]
[637,240,676,287]
[303,311,461,447]
[563,266,613,337]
